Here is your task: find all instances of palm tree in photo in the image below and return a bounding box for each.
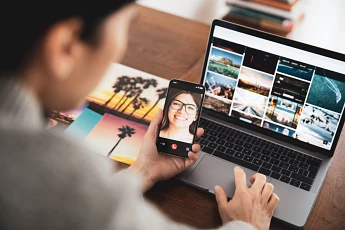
[115,77,144,111]
[103,76,130,107]
[119,78,157,114]
[127,97,149,119]
[107,125,136,157]
[141,87,168,121]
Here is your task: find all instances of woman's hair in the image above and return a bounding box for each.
[0,1,135,76]
[161,88,202,135]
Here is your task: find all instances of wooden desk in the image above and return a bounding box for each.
[120,6,345,229]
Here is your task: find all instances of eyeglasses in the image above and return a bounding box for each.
[170,99,198,115]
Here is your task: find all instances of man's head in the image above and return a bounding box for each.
[1,2,137,111]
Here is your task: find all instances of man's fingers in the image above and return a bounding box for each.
[262,182,274,203]
[185,152,198,168]
[196,128,204,140]
[234,166,247,192]
[192,143,201,153]
[268,193,280,215]
[250,173,267,193]
[146,109,163,138]
[214,185,228,212]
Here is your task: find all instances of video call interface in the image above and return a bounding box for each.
[203,36,345,150]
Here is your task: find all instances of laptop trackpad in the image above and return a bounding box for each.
[188,154,271,198]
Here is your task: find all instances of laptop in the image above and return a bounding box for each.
[178,20,345,228]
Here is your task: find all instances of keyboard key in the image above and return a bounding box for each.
[244,155,254,162]
[226,149,236,155]
[272,165,282,173]
[243,143,253,149]
[260,155,270,162]
[233,145,243,152]
[252,146,262,152]
[251,151,261,158]
[208,136,217,142]
[269,146,279,152]
[281,169,291,176]
[298,168,309,177]
[279,162,289,169]
[242,149,252,155]
[270,152,280,159]
[277,148,285,154]
[260,143,270,149]
[253,159,263,166]
[290,179,301,187]
[217,145,227,152]
[289,165,299,173]
[262,162,272,169]
[270,172,281,180]
[261,149,272,156]
[297,155,307,162]
[258,167,271,176]
[226,136,235,143]
[203,134,210,139]
[289,159,299,166]
[308,172,316,180]
[280,175,291,184]
[300,183,311,191]
[287,152,297,159]
[199,139,209,145]
[306,158,322,167]
[269,158,280,165]
[279,156,289,162]
[299,162,309,170]
[202,146,214,154]
[234,152,244,159]
[224,142,233,148]
[216,139,225,145]
[291,173,313,185]
[217,133,227,140]
[210,130,218,136]
[235,140,244,146]
[308,165,318,174]
[208,142,218,149]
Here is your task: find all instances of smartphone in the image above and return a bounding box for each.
[156,79,205,158]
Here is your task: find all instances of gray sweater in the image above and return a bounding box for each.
[0,79,255,230]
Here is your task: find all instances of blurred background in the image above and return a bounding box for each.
[138,0,345,54]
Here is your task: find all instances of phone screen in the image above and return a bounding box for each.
[157,79,205,157]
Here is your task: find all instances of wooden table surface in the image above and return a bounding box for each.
[120,6,345,230]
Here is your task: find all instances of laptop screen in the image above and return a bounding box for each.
[202,25,345,151]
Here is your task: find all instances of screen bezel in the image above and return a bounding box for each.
[157,79,206,158]
[200,19,345,158]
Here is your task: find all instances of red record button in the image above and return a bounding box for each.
[171,144,178,150]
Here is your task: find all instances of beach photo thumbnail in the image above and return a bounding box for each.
[205,71,237,100]
[306,68,345,113]
[277,57,315,81]
[296,104,340,149]
[233,88,268,118]
[212,37,245,55]
[237,67,274,97]
[263,121,296,138]
[271,73,310,104]
[265,96,303,129]
[203,93,232,115]
[231,110,262,126]
[208,47,243,79]
[243,47,279,75]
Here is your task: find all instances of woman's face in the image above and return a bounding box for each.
[168,93,198,129]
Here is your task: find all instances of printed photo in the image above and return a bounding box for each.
[306,68,345,113]
[265,96,303,129]
[231,110,262,126]
[296,104,340,149]
[205,71,236,100]
[48,103,88,130]
[271,73,310,104]
[159,88,202,144]
[243,47,279,75]
[262,121,296,138]
[208,47,243,79]
[277,57,315,81]
[203,93,232,115]
[237,67,274,96]
[233,88,268,118]
[212,37,245,55]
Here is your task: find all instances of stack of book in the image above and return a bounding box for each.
[225,0,305,35]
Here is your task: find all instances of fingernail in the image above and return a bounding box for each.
[214,185,220,193]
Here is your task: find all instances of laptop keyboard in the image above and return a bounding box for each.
[197,118,323,192]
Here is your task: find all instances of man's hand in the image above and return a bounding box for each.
[215,166,279,230]
[128,109,204,193]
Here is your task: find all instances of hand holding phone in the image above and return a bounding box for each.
[156,79,205,158]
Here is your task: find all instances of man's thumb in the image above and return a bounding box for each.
[146,109,163,138]
[214,185,228,208]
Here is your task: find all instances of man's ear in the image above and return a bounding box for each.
[41,18,84,81]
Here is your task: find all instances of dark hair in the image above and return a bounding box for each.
[0,1,135,76]
[161,88,202,135]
